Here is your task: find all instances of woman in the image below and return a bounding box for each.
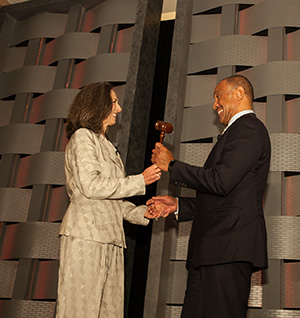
[56,82,161,318]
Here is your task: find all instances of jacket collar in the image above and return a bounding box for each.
[221,110,255,135]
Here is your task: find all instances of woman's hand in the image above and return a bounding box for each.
[142,164,161,185]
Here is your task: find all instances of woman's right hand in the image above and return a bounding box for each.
[142,164,161,185]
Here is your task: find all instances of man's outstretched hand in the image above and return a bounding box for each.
[146,196,178,218]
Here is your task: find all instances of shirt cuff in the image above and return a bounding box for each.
[174,197,179,220]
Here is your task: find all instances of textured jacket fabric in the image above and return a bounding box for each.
[171,113,271,270]
[59,128,149,247]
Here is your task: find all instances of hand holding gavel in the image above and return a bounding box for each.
[155,120,173,143]
[152,120,174,171]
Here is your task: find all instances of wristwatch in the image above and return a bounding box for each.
[168,159,176,173]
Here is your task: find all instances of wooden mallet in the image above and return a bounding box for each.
[155,120,173,143]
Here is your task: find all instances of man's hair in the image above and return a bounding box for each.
[66,82,114,139]
[223,75,254,101]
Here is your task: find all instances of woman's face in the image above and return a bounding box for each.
[102,89,122,132]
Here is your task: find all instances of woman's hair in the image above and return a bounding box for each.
[66,82,114,139]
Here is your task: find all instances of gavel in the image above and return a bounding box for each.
[155,120,173,143]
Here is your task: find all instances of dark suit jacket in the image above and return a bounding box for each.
[170,113,271,270]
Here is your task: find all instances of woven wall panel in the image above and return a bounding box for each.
[1,300,55,318]
[283,262,300,308]
[15,152,65,188]
[266,216,300,260]
[166,261,187,304]
[0,124,44,155]
[247,309,300,318]
[3,47,26,73]
[182,105,222,141]
[41,32,100,65]
[170,221,191,260]
[165,306,182,318]
[284,175,300,217]
[82,0,137,32]
[179,143,213,167]
[0,188,31,222]
[10,12,68,46]
[252,102,266,126]
[0,101,14,127]
[241,61,300,99]
[184,75,217,107]
[248,270,263,308]
[71,52,130,88]
[114,27,134,53]
[239,0,300,35]
[0,261,18,298]
[188,35,267,74]
[0,65,56,99]
[32,260,59,300]
[190,15,221,44]
[1,1,163,316]
[287,30,300,62]
[29,89,78,123]
[46,186,69,222]
[286,98,300,134]
[269,134,300,172]
[0,222,60,260]
[193,0,261,15]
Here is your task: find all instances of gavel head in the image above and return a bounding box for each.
[155,120,173,143]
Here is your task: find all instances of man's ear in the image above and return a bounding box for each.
[235,86,244,100]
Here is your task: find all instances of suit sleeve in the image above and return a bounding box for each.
[171,120,268,196]
[67,129,145,200]
[177,197,196,222]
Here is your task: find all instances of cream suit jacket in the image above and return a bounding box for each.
[59,128,149,248]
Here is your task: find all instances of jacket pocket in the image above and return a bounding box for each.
[204,206,241,236]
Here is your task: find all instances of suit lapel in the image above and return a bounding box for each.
[204,114,256,168]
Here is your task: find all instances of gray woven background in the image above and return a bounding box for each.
[0,0,163,316]
[145,0,300,317]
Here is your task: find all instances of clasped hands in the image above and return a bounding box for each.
[145,195,178,220]
[144,142,177,220]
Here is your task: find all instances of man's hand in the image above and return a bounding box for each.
[146,196,178,218]
[151,143,174,171]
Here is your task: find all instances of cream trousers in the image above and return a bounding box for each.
[56,236,124,318]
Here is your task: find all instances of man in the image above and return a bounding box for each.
[148,75,271,318]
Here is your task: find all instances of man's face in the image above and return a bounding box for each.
[213,80,238,126]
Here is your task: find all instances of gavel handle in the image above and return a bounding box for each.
[160,132,165,143]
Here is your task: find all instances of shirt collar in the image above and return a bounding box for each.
[222,110,254,135]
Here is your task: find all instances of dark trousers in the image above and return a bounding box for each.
[181,262,253,318]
